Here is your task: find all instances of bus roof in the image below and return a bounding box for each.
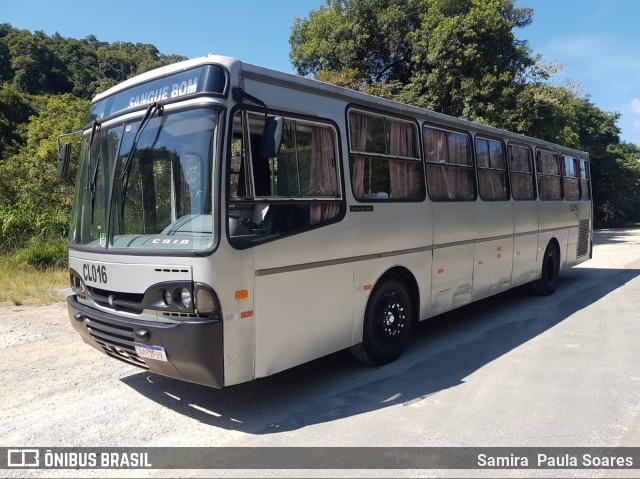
[93,54,588,158]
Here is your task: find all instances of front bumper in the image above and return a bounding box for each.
[68,296,224,388]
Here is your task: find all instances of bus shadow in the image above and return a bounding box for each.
[120,265,640,435]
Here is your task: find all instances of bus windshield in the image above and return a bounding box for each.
[69,107,218,252]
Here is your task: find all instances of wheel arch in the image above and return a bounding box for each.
[375,266,420,325]
[350,265,419,365]
[548,237,561,263]
[530,236,562,296]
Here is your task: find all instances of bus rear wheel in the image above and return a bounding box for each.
[530,243,560,296]
[351,276,414,366]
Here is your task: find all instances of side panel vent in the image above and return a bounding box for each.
[577,219,590,257]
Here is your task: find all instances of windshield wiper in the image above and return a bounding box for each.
[84,120,101,224]
[90,149,102,224]
[119,102,163,182]
[85,120,101,192]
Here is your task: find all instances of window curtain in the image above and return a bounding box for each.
[478,143,507,200]
[538,152,560,175]
[509,147,534,200]
[562,157,580,200]
[424,128,475,200]
[424,127,447,163]
[478,170,506,200]
[510,172,534,200]
[447,134,473,199]
[349,112,368,199]
[389,121,421,199]
[510,146,531,172]
[423,128,448,199]
[476,139,490,168]
[538,176,561,200]
[563,178,580,200]
[448,134,469,165]
[309,127,340,224]
[579,159,590,199]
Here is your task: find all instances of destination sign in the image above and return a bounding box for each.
[126,76,199,109]
[89,64,227,121]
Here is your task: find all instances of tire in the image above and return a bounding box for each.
[351,275,414,366]
[530,243,560,296]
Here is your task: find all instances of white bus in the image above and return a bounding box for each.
[59,54,592,387]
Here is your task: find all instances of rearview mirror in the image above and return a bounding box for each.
[58,143,71,179]
[261,116,284,158]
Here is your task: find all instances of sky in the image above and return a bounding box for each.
[2,0,639,145]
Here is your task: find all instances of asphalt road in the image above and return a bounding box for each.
[2,229,640,478]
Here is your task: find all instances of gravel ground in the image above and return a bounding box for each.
[2,229,640,478]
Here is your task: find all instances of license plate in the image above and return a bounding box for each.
[134,343,168,362]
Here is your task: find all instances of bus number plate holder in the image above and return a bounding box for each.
[134,343,168,362]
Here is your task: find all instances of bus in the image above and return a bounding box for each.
[59,54,592,388]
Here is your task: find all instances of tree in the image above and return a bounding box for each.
[0,83,34,157]
[398,0,535,128]
[290,0,640,227]
[3,29,72,94]
[291,0,535,128]
[0,25,190,249]
[49,34,100,98]
[0,94,89,209]
[514,82,634,226]
[593,142,640,226]
[0,40,12,81]
[291,0,423,85]
[0,25,188,100]
[0,23,188,179]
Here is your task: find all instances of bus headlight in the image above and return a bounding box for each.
[178,287,192,309]
[163,289,173,306]
[194,283,221,316]
[141,281,220,317]
[70,270,86,294]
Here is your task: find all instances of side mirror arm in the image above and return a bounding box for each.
[56,130,81,181]
[58,143,71,179]
[232,87,283,157]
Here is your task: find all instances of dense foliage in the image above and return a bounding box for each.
[0,24,186,265]
[290,0,640,226]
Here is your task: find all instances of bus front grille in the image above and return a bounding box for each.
[86,287,145,313]
[577,219,590,257]
[84,316,148,369]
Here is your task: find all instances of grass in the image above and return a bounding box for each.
[0,204,69,251]
[0,204,70,304]
[0,254,68,306]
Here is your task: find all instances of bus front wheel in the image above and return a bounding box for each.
[351,276,414,366]
[530,243,560,296]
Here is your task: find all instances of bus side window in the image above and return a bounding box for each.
[423,126,475,201]
[508,144,535,200]
[536,150,562,200]
[228,110,343,247]
[347,110,424,201]
[563,155,580,201]
[476,137,508,201]
[579,159,591,200]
